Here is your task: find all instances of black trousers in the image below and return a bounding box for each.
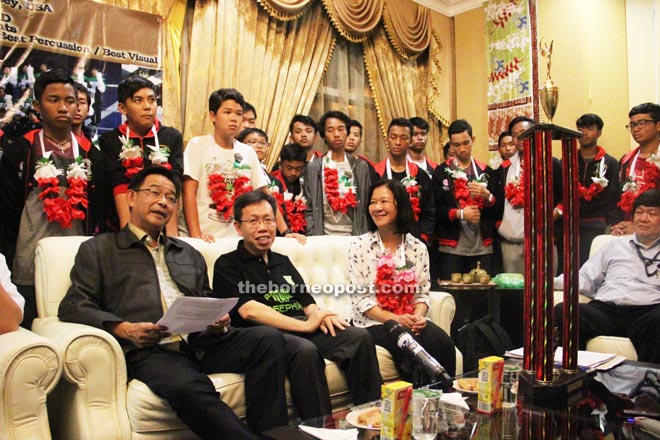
[126,326,288,440]
[554,300,660,364]
[366,320,456,384]
[282,326,383,420]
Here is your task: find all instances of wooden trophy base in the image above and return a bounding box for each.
[518,368,590,407]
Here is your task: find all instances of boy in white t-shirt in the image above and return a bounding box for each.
[183,88,294,242]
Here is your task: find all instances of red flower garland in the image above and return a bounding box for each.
[504,171,524,208]
[37,176,88,229]
[284,196,307,233]
[324,167,357,213]
[578,183,604,202]
[405,185,421,221]
[122,157,144,179]
[374,253,416,315]
[618,161,660,215]
[208,174,253,220]
[453,177,485,209]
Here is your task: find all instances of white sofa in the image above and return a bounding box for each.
[31,235,462,440]
[554,234,638,360]
[0,327,62,440]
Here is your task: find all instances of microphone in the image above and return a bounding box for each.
[384,319,454,388]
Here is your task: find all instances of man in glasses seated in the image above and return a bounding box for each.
[213,190,382,421]
[554,188,660,364]
[59,168,289,440]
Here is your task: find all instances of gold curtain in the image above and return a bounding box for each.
[321,0,383,43]
[184,0,335,169]
[256,0,312,20]
[427,11,454,135]
[382,0,431,59]
[93,0,185,129]
[363,26,442,162]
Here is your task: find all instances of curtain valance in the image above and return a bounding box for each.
[382,0,431,59]
[256,0,312,21]
[320,0,383,43]
[258,0,430,57]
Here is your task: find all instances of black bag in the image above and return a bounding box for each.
[457,315,513,372]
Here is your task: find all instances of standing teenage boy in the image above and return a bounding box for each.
[100,76,183,235]
[183,88,290,242]
[0,71,100,328]
[303,111,372,236]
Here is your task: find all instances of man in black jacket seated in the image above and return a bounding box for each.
[58,167,288,440]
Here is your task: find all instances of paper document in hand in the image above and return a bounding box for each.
[505,347,619,369]
[157,297,238,334]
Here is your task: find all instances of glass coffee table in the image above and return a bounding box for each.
[289,360,660,439]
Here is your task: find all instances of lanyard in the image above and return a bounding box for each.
[39,130,79,159]
[376,231,406,267]
[126,124,160,152]
[385,158,411,180]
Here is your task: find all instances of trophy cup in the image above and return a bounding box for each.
[539,40,559,122]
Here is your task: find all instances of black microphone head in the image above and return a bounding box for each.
[384,320,406,338]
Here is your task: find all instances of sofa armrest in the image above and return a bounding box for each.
[428,291,456,335]
[31,317,132,440]
[0,327,61,440]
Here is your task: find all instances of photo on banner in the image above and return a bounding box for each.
[0,0,163,141]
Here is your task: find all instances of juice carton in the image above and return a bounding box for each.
[381,381,413,440]
[477,356,504,414]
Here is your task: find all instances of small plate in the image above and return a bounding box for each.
[345,406,381,430]
[453,378,479,394]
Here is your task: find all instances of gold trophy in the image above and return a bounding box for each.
[539,40,558,122]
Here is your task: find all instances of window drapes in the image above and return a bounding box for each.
[184,0,335,169]
[363,26,443,161]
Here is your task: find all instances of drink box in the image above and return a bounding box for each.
[477,356,504,414]
[381,381,413,440]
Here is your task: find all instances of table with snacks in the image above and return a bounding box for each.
[435,273,524,347]
[283,359,660,440]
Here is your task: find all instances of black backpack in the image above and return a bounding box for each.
[457,315,514,372]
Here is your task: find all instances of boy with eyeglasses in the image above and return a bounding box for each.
[612,103,660,236]
[99,75,183,235]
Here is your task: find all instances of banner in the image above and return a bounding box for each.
[485,0,539,151]
[1,0,162,68]
[0,0,163,139]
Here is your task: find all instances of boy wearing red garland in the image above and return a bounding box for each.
[612,103,660,237]
[374,118,434,243]
[492,116,563,274]
[0,71,101,328]
[99,76,183,235]
[271,143,308,234]
[431,119,497,280]
[303,110,373,236]
[570,113,621,266]
[184,88,292,242]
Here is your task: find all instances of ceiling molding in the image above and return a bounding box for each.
[410,0,484,17]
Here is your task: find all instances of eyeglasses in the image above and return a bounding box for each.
[134,188,177,205]
[239,217,276,227]
[245,140,269,147]
[626,119,656,130]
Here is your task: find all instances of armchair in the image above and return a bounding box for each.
[0,327,61,440]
